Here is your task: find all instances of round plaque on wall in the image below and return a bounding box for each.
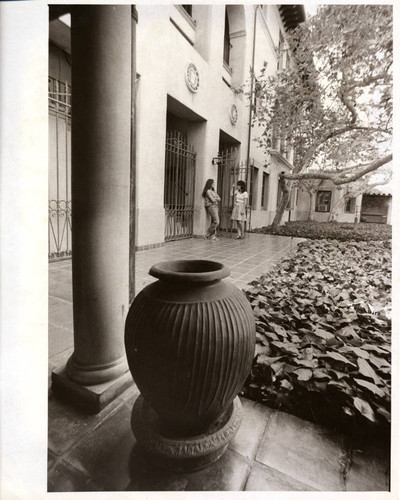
[230,104,238,125]
[185,63,200,93]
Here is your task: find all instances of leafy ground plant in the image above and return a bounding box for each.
[243,239,391,436]
[252,221,391,241]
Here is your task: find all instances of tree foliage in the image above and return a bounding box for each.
[253,221,392,241]
[252,5,393,226]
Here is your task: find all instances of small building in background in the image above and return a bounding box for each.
[294,179,392,225]
[360,185,392,225]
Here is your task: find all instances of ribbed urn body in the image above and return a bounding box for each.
[125,260,256,435]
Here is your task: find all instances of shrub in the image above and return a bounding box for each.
[252,221,391,241]
[243,239,391,436]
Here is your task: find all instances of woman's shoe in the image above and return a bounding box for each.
[211,236,219,241]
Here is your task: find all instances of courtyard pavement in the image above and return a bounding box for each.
[48,233,390,492]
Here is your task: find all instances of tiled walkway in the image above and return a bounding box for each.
[135,233,304,292]
[49,233,303,364]
[48,234,390,492]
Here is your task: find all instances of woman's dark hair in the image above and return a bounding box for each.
[202,178,214,198]
[237,180,247,193]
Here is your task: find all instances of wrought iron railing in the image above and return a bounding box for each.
[49,77,71,118]
[48,77,72,261]
[164,130,196,242]
[48,200,72,260]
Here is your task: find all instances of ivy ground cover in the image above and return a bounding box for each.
[252,221,391,241]
[243,239,391,436]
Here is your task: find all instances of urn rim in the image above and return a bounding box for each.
[149,259,230,283]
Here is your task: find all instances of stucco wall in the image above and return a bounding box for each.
[135,5,252,246]
[242,6,292,230]
[292,179,392,225]
[48,6,302,247]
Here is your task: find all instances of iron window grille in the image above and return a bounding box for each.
[345,198,356,213]
[316,190,332,212]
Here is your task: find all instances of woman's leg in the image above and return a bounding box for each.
[207,205,219,237]
[214,208,220,236]
[237,221,243,238]
[204,207,211,237]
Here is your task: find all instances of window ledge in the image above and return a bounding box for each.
[175,5,196,29]
[170,5,196,45]
[222,63,232,87]
[223,60,233,75]
[270,150,293,169]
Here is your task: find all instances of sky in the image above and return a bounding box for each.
[304,4,319,18]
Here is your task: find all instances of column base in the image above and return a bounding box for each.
[131,395,242,472]
[51,364,133,413]
[66,354,129,385]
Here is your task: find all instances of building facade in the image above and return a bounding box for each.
[295,180,392,225]
[48,5,305,258]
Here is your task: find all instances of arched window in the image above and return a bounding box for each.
[223,8,231,65]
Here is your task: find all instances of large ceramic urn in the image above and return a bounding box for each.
[125,259,256,469]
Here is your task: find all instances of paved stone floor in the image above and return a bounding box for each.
[48,234,390,492]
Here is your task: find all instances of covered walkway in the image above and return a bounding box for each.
[48,234,389,492]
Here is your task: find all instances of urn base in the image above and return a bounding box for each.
[131,394,242,472]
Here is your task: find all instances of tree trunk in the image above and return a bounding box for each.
[307,192,312,221]
[271,182,291,228]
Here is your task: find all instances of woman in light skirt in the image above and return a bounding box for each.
[231,180,248,239]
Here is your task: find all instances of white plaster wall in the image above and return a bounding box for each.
[135,4,293,244]
[386,199,392,225]
[295,189,313,221]
[47,5,305,246]
[294,182,374,224]
[238,6,292,229]
[188,121,224,237]
[265,5,282,47]
[135,7,170,247]
[192,5,212,62]
[341,213,357,223]
[135,5,246,246]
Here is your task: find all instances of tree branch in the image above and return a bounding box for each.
[299,125,390,171]
[348,73,389,90]
[350,179,390,198]
[344,177,392,199]
[339,88,357,124]
[285,154,392,184]
[332,163,372,174]
[334,154,392,184]
[322,125,390,143]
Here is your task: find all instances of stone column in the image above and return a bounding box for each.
[52,5,135,411]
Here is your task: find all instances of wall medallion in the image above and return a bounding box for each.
[230,104,238,125]
[185,63,200,93]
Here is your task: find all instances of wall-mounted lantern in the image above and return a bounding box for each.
[212,155,222,166]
